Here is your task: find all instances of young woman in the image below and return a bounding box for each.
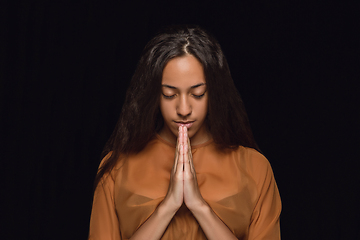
[89,25,281,240]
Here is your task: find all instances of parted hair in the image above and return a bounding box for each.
[94,25,259,188]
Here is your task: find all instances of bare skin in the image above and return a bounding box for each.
[163,126,207,211]
[130,126,237,240]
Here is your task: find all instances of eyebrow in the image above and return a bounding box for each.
[162,83,206,89]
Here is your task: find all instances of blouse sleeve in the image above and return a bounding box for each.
[88,166,122,240]
[248,152,282,240]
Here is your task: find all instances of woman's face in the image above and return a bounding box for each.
[159,55,211,145]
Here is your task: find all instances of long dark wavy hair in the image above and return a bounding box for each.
[94,25,259,188]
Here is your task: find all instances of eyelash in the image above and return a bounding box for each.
[192,92,206,99]
[162,93,206,99]
[162,94,176,99]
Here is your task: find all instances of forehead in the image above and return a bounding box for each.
[162,55,205,88]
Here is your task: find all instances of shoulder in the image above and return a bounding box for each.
[97,137,169,184]
[237,146,270,168]
[97,151,122,186]
[236,146,275,186]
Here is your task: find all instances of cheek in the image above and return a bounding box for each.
[198,98,209,119]
[159,100,172,121]
[201,106,208,119]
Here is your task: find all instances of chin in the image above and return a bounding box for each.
[187,127,200,140]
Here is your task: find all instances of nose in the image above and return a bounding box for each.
[177,95,192,118]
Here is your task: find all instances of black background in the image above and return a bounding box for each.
[1,0,359,239]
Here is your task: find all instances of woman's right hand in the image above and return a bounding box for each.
[162,127,185,212]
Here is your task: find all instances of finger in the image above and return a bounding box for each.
[178,143,184,173]
[184,128,189,159]
[173,142,181,173]
[177,126,182,150]
[186,131,191,156]
[183,145,189,176]
[185,129,195,172]
[173,127,182,173]
[182,128,190,174]
[183,126,187,145]
[179,127,184,161]
[180,126,184,146]
[176,128,180,148]
[176,144,183,173]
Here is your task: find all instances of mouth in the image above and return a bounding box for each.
[174,121,195,129]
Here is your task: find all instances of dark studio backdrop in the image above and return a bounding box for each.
[1,0,359,239]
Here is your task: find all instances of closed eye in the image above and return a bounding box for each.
[162,93,176,99]
[192,92,206,99]
[192,89,207,99]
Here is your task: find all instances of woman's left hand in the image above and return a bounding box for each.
[180,126,208,211]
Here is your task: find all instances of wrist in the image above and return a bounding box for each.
[188,200,210,217]
[159,198,180,218]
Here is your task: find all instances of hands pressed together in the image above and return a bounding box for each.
[163,126,207,213]
[130,126,239,240]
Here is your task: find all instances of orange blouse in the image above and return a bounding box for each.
[89,135,281,240]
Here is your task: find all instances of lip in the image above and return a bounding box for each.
[174,121,195,129]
